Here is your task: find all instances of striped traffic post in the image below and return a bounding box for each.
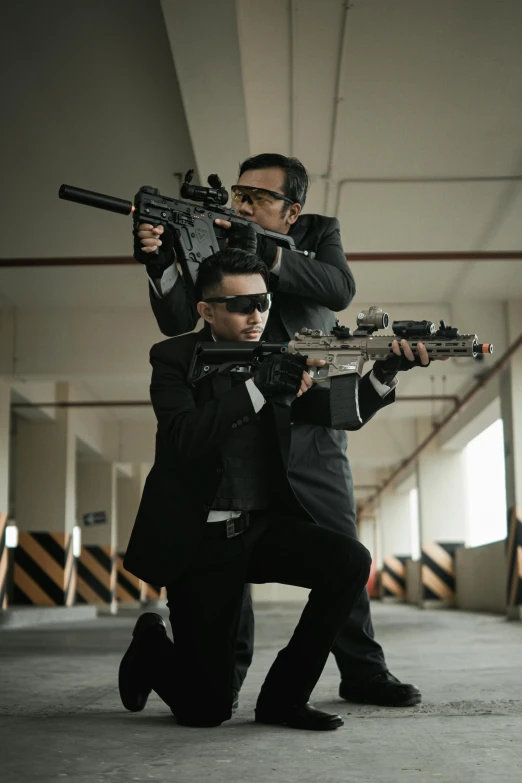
[381,555,408,601]
[421,541,463,606]
[76,545,116,606]
[0,514,8,610]
[13,532,76,606]
[116,552,141,604]
[507,506,522,614]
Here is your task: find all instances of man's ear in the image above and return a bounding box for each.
[286,202,302,226]
[197,301,214,324]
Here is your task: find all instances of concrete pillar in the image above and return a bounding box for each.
[500,300,522,620]
[0,382,11,610]
[76,460,118,613]
[116,464,146,605]
[115,462,163,605]
[13,385,76,606]
[380,490,412,602]
[0,513,8,610]
[417,419,467,607]
[0,381,10,517]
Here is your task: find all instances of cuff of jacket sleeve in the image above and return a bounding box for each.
[369,371,398,397]
[270,247,282,275]
[147,262,179,299]
[245,378,266,412]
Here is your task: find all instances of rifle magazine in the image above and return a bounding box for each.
[330,374,363,430]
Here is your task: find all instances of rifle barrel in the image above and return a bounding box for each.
[59,184,133,216]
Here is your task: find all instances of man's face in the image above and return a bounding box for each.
[232,167,301,234]
[196,273,269,342]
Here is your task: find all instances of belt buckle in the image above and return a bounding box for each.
[226,519,238,539]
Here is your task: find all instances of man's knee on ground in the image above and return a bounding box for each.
[174,709,231,728]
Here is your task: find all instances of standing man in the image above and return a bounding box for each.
[134,153,421,708]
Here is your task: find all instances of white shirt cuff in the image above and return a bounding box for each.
[270,247,282,276]
[245,378,266,412]
[147,262,179,299]
[369,371,398,397]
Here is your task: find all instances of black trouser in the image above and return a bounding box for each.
[235,582,385,695]
[144,510,371,726]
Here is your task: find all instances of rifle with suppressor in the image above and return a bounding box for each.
[59,171,313,299]
[188,306,493,430]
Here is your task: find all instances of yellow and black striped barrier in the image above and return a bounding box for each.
[507,506,522,610]
[76,545,116,605]
[116,552,141,603]
[381,555,408,600]
[141,583,167,603]
[421,541,462,606]
[13,532,75,606]
[0,513,8,610]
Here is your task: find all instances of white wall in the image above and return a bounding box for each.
[1,0,195,259]
[417,422,468,543]
[455,542,506,614]
[14,413,76,533]
[380,491,412,557]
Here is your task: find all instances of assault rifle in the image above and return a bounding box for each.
[188,306,493,429]
[59,171,312,298]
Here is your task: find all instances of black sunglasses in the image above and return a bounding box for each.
[203,293,272,314]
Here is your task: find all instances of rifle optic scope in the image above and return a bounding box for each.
[392,320,436,338]
[357,306,389,330]
[180,170,228,207]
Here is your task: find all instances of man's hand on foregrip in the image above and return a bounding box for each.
[133,223,175,277]
[227,222,279,267]
[373,340,430,385]
[252,354,309,398]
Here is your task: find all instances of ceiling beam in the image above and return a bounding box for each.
[160,0,250,191]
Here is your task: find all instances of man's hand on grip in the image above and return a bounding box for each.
[133,223,175,276]
[219,220,279,268]
[253,355,324,398]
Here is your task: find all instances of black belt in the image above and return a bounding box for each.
[205,513,250,540]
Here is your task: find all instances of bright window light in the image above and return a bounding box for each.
[72,526,82,558]
[6,525,18,549]
[409,488,421,561]
[465,419,507,547]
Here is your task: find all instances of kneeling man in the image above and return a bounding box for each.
[119,248,420,730]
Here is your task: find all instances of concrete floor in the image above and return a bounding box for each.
[0,602,521,783]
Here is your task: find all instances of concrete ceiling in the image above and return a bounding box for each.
[1,0,521,479]
[237,0,522,250]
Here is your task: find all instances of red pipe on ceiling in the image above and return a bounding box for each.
[11,394,459,409]
[1,251,522,267]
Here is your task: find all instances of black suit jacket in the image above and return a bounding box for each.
[149,214,355,338]
[146,213,368,539]
[123,327,395,586]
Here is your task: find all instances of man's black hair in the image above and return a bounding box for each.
[195,248,269,302]
[238,153,310,207]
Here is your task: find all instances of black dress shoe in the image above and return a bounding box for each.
[118,612,167,712]
[339,671,421,707]
[255,703,344,731]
